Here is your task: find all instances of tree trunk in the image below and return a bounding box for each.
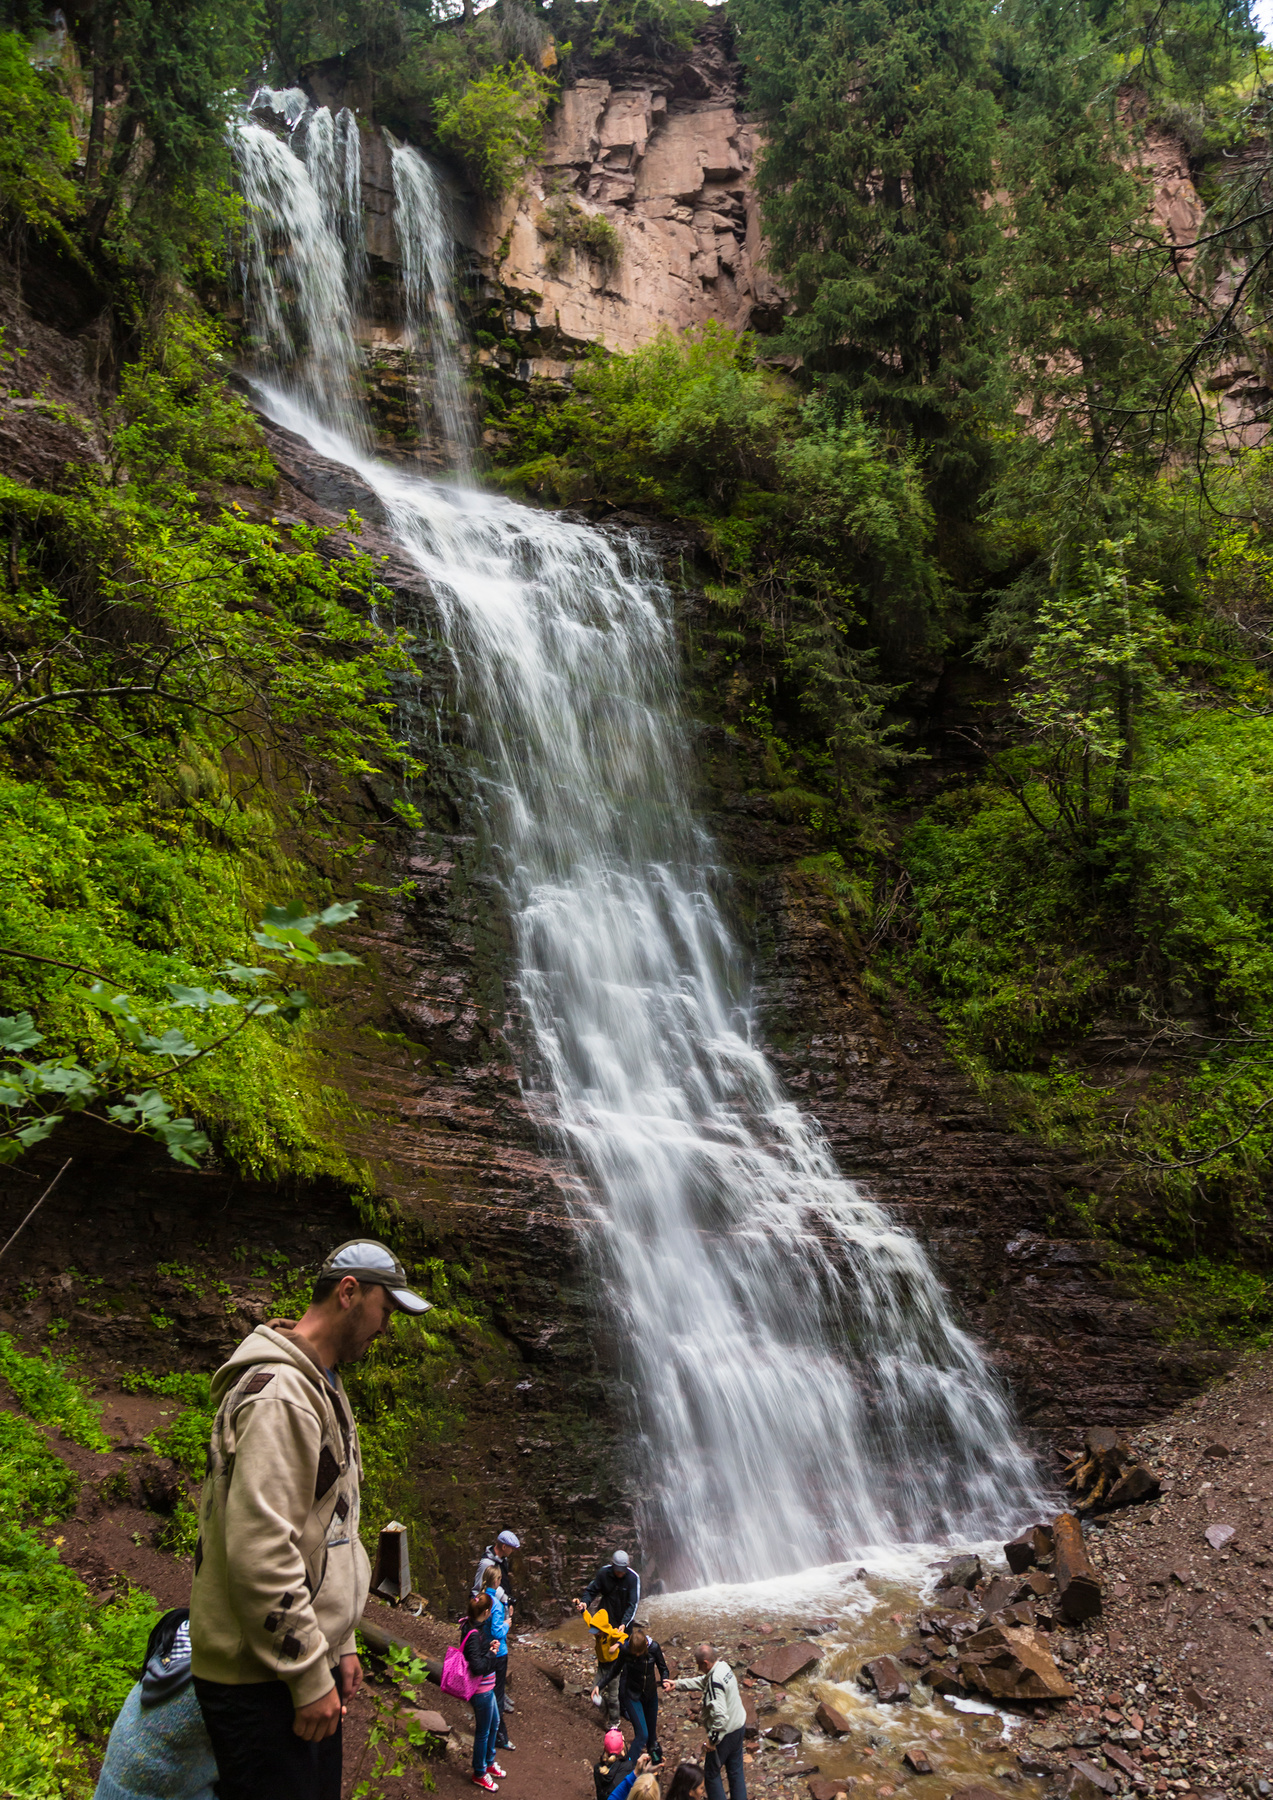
[85,5,114,191]
[87,106,140,244]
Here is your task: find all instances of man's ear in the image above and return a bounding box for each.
[337,1274,361,1310]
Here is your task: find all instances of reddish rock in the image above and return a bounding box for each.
[808,1781,854,1800]
[860,1656,910,1703]
[903,1746,934,1774]
[1054,1514,1103,1622]
[748,1641,823,1684]
[816,1701,853,1735]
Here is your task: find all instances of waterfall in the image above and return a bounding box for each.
[235,104,367,439]
[233,139,1046,1589]
[389,142,473,470]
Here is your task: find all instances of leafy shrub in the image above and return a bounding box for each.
[0,1335,109,1450]
[0,30,78,234]
[589,0,708,55]
[113,313,274,490]
[434,59,557,198]
[147,1403,215,1477]
[536,197,623,275]
[120,1369,212,1407]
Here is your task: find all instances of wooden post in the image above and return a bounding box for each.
[1053,1511,1102,1621]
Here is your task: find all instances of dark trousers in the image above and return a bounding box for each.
[625,1692,658,1758]
[194,1674,342,1800]
[494,1656,510,1743]
[704,1726,747,1800]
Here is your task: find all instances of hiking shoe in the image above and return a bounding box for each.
[472,1778,498,1792]
[496,1738,516,1751]
[487,1761,508,1779]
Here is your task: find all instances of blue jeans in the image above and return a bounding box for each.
[472,1689,500,1774]
[705,1726,747,1800]
[625,1693,658,1759]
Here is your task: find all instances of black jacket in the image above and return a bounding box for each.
[597,1637,669,1709]
[462,1617,499,1679]
[583,1563,641,1629]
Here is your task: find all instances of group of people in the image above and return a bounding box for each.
[88,1237,748,1800]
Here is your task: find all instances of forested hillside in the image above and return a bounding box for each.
[1,0,1273,1789]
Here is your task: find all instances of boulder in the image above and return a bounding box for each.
[1204,1523,1236,1551]
[406,1708,451,1737]
[1053,1513,1103,1622]
[904,1747,934,1774]
[860,1655,910,1703]
[809,1781,854,1800]
[749,1642,823,1684]
[979,1576,1018,1615]
[928,1667,967,1696]
[816,1701,853,1735]
[937,1554,983,1591]
[917,1609,981,1643]
[958,1624,1075,1702]
[897,1643,932,1668]
[766,1723,804,1746]
[1015,1571,1057,1600]
[1006,1524,1055,1573]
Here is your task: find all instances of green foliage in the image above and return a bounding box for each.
[434,58,556,197]
[734,0,1000,487]
[0,1340,159,1796]
[0,899,362,1166]
[536,197,622,275]
[0,30,79,234]
[120,1367,212,1407]
[588,0,707,56]
[0,337,420,1180]
[0,1520,158,1798]
[1118,1252,1271,1347]
[146,1400,215,1476]
[348,1640,440,1797]
[0,1334,109,1449]
[0,1411,80,1526]
[113,314,275,490]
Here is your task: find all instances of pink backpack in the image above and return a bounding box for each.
[441,1628,487,1700]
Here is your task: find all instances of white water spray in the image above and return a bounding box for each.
[234,136,1047,1587]
[390,142,473,470]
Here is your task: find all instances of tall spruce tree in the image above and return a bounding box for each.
[987,0,1194,546]
[732,0,1001,492]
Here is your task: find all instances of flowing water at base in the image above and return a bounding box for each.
[234,119,1052,1592]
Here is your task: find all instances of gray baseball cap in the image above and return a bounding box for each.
[318,1240,430,1315]
[612,1550,630,1568]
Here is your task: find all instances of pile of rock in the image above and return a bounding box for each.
[861,1515,1101,1709]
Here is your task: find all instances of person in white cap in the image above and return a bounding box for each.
[190,1239,429,1800]
[575,1550,641,1725]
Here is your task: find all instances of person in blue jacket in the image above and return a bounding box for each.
[94,1609,218,1800]
[483,1580,515,1752]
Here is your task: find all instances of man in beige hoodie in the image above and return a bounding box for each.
[190,1240,429,1800]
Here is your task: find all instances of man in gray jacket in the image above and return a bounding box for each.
[190,1240,429,1800]
[669,1642,747,1800]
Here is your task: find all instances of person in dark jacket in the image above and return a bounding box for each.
[576,1550,641,1726]
[592,1626,668,1762]
[461,1593,503,1792]
[576,1551,641,1630]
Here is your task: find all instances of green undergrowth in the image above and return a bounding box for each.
[0,313,419,1182]
[0,1332,109,1449]
[0,1337,158,1798]
[1116,1253,1272,1348]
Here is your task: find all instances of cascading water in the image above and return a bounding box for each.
[233,132,1047,1588]
[389,141,473,470]
[237,101,366,440]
